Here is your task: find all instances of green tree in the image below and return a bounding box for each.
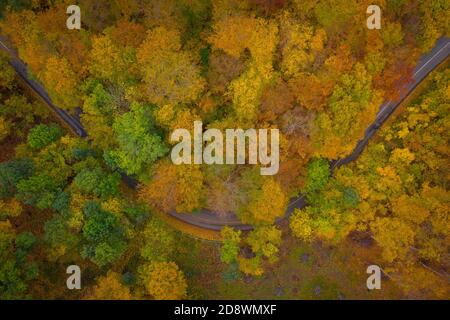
[16,174,60,209]
[0,221,38,299]
[304,158,329,195]
[220,226,241,264]
[81,201,126,267]
[107,103,168,175]
[140,217,176,262]
[74,168,120,200]
[27,124,63,150]
[246,225,282,263]
[0,158,34,199]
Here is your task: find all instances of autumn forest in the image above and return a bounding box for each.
[0,0,449,300]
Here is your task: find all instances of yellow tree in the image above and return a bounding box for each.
[208,16,278,123]
[139,262,187,300]
[139,160,204,213]
[238,175,287,225]
[0,117,10,142]
[39,56,81,110]
[88,34,134,84]
[137,27,205,106]
[86,271,132,300]
[311,63,382,159]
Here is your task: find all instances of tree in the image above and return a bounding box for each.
[108,19,146,48]
[16,173,60,209]
[0,221,37,299]
[140,217,176,262]
[74,168,120,200]
[314,0,358,31]
[312,63,382,159]
[137,26,205,105]
[290,208,313,242]
[237,172,287,225]
[289,73,333,111]
[0,158,34,199]
[81,201,126,267]
[0,117,10,142]
[279,14,325,78]
[371,217,415,263]
[86,271,132,300]
[259,79,294,122]
[303,158,330,195]
[0,198,22,220]
[88,34,137,86]
[220,226,241,264]
[417,0,449,52]
[107,103,168,176]
[381,22,404,48]
[206,48,245,94]
[0,95,48,133]
[43,216,78,261]
[80,82,116,150]
[39,56,81,110]
[27,124,63,150]
[139,161,204,213]
[246,225,282,263]
[375,54,414,101]
[208,16,278,123]
[139,261,187,300]
[0,53,15,90]
[249,0,286,15]
[236,256,263,277]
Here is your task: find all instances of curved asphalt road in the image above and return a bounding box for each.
[1,36,449,231]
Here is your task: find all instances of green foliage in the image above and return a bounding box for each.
[82,82,116,118]
[199,46,211,76]
[0,222,37,299]
[17,174,60,209]
[220,227,241,264]
[222,262,240,282]
[180,0,213,44]
[81,201,126,267]
[0,158,34,199]
[246,226,282,263]
[140,217,176,262]
[123,203,148,225]
[51,191,71,215]
[381,22,404,48]
[0,0,33,18]
[43,216,78,258]
[27,124,63,150]
[74,168,100,194]
[74,168,120,200]
[0,53,15,90]
[108,103,168,175]
[15,232,36,263]
[314,0,357,30]
[304,158,329,195]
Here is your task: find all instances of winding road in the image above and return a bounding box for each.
[1,35,449,232]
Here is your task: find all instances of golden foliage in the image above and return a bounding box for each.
[139,262,187,300]
[137,27,205,105]
[86,271,132,300]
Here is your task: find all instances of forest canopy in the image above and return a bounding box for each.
[0,0,448,300]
